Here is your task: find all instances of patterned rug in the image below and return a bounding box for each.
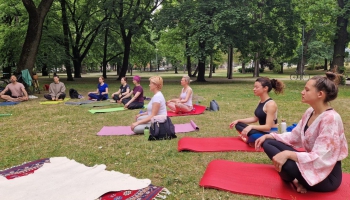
[0,158,170,200]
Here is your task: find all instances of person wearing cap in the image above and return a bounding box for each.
[123,75,144,109]
[88,76,109,101]
[131,76,167,134]
[166,75,193,113]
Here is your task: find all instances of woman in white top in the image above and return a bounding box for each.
[166,75,193,113]
[131,76,167,134]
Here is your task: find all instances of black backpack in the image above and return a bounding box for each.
[149,117,177,141]
[69,88,80,99]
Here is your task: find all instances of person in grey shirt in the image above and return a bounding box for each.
[44,75,66,100]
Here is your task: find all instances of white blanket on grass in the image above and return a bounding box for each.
[0,157,151,200]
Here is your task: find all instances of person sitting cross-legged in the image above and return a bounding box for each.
[0,75,28,102]
[88,76,109,101]
[255,72,348,193]
[166,75,193,113]
[44,75,66,101]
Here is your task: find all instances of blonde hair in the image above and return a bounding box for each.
[182,75,191,84]
[149,76,163,90]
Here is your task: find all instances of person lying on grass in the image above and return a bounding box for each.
[255,72,348,193]
[229,77,284,145]
[166,75,193,113]
[88,76,109,101]
[131,76,167,134]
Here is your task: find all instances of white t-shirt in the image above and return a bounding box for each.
[147,91,167,116]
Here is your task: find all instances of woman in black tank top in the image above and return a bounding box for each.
[229,77,284,144]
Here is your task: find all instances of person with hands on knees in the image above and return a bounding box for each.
[166,75,193,113]
[131,76,167,134]
[88,76,109,101]
[123,75,144,109]
[111,77,131,104]
[0,75,28,102]
[229,77,284,145]
[44,75,66,101]
[255,72,348,193]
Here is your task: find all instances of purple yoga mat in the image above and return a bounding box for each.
[97,120,199,136]
[175,120,199,133]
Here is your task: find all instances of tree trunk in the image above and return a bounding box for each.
[118,35,132,80]
[209,54,213,78]
[324,58,328,71]
[41,63,48,76]
[72,47,82,78]
[253,52,259,77]
[102,25,109,79]
[228,46,233,79]
[60,0,73,81]
[196,40,206,82]
[17,0,54,74]
[332,0,349,69]
[279,62,284,74]
[186,40,192,76]
[242,62,246,74]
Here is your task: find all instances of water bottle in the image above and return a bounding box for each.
[144,126,150,139]
[280,119,287,133]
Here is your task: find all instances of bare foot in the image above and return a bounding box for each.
[292,179,307,193]
[240,134,247,143]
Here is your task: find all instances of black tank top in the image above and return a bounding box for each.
[254,98,278,125]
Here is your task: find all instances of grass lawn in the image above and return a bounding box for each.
[1,69,349,199]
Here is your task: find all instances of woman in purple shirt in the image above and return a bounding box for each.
[123,75,144,109]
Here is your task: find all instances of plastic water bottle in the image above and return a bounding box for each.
[280,119,287,133]
[144,126,150,139]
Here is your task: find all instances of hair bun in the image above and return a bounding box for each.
[325,72,337,81]
[270,79,277,88]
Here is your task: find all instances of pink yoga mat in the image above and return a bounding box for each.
[200,160,350,200]
[178,137,262,152]
[178,137,305,152]
[97,120,199,136]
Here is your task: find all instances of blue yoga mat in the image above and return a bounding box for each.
[0,102,19,106]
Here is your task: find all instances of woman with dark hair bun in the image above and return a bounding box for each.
[229,77,285,145]
[255,72,348,193]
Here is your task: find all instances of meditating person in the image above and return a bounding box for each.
[255,72,348,193]
[88,76,109,101]
[229,77,284,144]
[0,75,28,102]
[166,75,193,113]
[110,77,131,103]
[131,76,167,134]
[44,75,66,100]
[123,75,144,109]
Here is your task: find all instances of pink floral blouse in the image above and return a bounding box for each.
[270,107,348,186]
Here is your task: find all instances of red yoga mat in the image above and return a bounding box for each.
[178,137,262,152]
[167,104,206,117]
[200,160,350,200]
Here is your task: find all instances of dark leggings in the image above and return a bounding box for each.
[262,139,342,192]
[235,122,269,137]
[125,101,144,109]
[44,93,66,100]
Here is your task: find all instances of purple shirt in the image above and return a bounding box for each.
[133,85,144,102]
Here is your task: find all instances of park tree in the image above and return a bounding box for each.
[332,0,350,69]
[17,0,54,74]
[114,0,163,80]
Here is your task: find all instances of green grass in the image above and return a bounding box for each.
[1,69,349,199]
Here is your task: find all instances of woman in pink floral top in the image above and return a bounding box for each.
[255,72,348,193]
